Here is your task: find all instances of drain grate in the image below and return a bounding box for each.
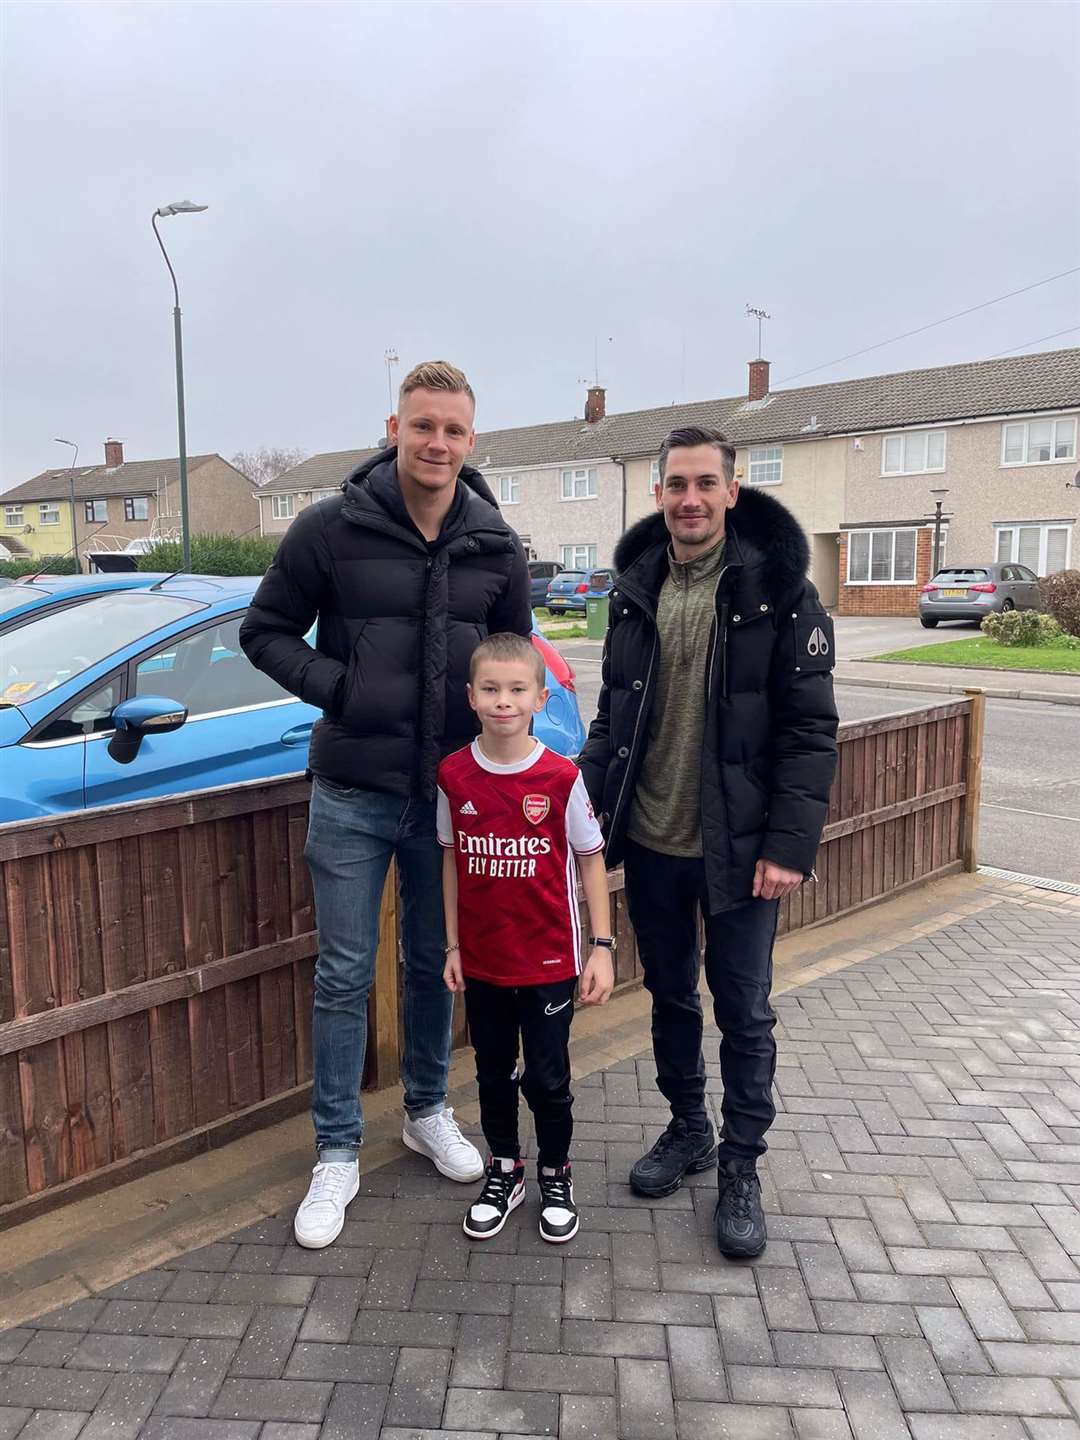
[979,865,1080,898]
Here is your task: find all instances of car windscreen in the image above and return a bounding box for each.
[933,569,988,583]
[0,585,42,616]
[0,591,203,706]
[556,573,586,584]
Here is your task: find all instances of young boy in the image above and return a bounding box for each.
[437,632,615,1242]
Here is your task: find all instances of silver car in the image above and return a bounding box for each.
[918,562,1042,628]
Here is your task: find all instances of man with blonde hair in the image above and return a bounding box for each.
[242,361,531,1247]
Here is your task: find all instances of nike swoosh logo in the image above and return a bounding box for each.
[544,1000,572,1016]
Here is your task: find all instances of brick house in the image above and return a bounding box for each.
[0,440,259,570]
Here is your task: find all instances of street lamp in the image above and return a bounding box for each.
[929,487,950,577]
[54,437,80,573]
[152,199,208,571]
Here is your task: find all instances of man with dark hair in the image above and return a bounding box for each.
[579,425,838,1257]
[241,361,531,1248]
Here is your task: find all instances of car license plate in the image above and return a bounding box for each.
[942,588,966,598]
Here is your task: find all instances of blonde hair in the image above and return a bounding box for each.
[399,360,475,408]
[469,632,546,688]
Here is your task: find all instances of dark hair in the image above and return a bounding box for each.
[658,426,736,484]
[469,631,546,687]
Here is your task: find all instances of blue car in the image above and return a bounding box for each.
[0,577,587,822]
[0,571,168,633]
[545,566,615,614]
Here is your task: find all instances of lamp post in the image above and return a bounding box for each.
[152,200,208,572]
[53,437,80,573]
[929,487,950,577]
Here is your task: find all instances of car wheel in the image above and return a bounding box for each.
[920,617,938,629]
[1001,599,1015,612]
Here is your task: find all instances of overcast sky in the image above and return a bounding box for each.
[2,0,1078,487]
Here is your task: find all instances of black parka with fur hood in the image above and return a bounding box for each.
[577,486,839,914]
[239,448,531,799]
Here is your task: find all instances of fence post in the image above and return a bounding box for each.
[961,688,986,872]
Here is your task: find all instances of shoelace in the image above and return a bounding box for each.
[540,1172,573,1209]
[722,1172,758,1222]
[424,1107,469,1153]
[305,1162,354,1207]
[650,1120,690,1159]
[477,1166,518,1208]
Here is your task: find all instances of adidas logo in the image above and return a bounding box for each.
[460,800,478,816]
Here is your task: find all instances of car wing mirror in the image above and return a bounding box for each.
[107,695,187,764]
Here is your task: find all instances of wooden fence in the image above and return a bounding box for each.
[0,692,984,1223]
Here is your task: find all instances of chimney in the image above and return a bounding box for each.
[104,438,124,468]
[748,359,770,403]
[585,386,606,423]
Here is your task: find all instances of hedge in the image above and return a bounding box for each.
[135,533,279,576]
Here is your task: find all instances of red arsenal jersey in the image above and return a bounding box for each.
[437,740,604,987]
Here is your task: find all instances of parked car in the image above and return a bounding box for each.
[545,567,615,614]
[0,571,169,634]
[918,563,1042,628]
[528,559,563,608]
[0,578,586,822]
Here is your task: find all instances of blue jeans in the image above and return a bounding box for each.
[304,778,453,1161]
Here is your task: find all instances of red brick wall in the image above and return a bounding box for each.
[838,528,934,617]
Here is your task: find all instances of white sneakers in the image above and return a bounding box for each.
[402,1106,485,1182]
[293,1160,360,1249]
[295,1108,484,1248]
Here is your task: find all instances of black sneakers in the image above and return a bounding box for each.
[537,1163,579,1243]
[463,1157,526,1240]
[714,1157,767,1258]
[629,1118,718,1197]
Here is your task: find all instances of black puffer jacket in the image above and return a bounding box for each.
[578,486,839,914]
[239,448,531,798]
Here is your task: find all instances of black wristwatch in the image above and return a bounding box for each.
[589,936,616,951]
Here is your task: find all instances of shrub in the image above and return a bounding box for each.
[1040,569,1080,638]
[135,533,279,576]
[0,555,79,579]
[980,609,1046,646]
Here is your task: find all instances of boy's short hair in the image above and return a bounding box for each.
[399,360,475,408]
[469,632,546,687]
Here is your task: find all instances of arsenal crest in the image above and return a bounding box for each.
[523,793,550,825]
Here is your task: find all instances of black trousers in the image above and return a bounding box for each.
[464,977,577,1168]
[624,838,781,1161]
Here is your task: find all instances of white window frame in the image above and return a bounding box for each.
[845,527,919,585]
[559,544,597,570]
[1000,416,1077,467]
[84,499,108,524]
[649,459,661,494]
[994,522,1072,576]
[880,429,947,476]
[497,475,520,505]
[271,494,296,520]
[39,502,60,526]
[748,446,783,486]
[4,505,24,528]
[560,467,598,501]
[312,489,338,504]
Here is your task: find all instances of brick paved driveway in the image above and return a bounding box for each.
[2,898,1079,1439]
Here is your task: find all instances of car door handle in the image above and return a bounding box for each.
[281,723,314,746]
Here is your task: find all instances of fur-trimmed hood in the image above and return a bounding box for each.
[614,485,811,601]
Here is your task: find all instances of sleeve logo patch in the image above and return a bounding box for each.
[807,626,830,657]
[523,794,551,825]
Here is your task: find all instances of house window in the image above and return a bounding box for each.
[748,446,783,485]
[649,459,661,493]
[271,494,295,520]
[881,429,946,475]
[39,503,60,526]
[560,544,597,569]
[312,489,338,503]
[124,497,150,522]
[4,505,23,528]
[560,467,597,500]
[84,499,108,524]
[995,523,1071,575]
[498,475,520,505]
[1001,417,1077,466]
[846,528,918,584]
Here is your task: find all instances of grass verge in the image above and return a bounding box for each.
[872,637,1080,673]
